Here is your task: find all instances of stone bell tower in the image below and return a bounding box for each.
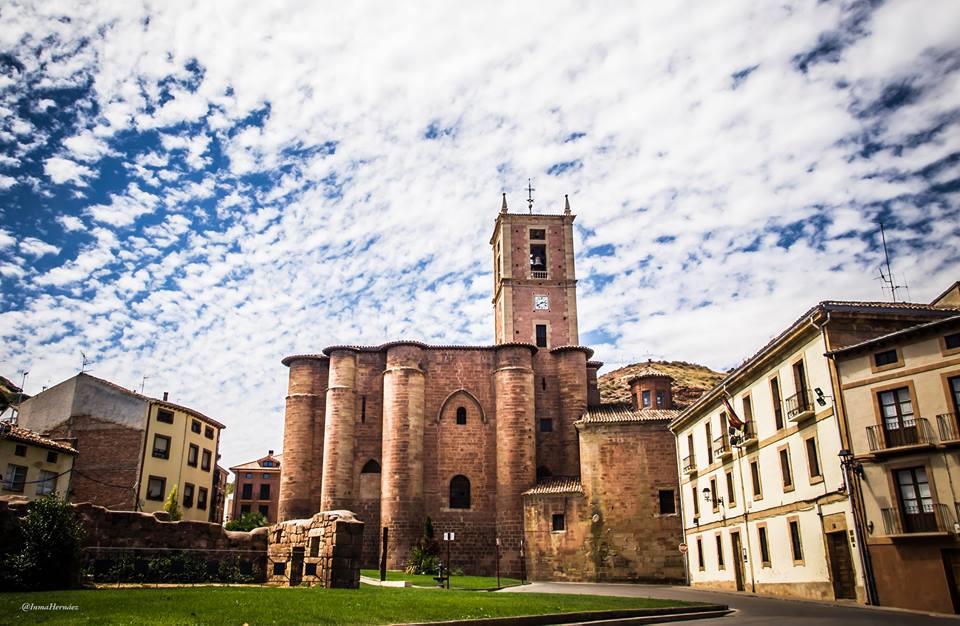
[490,193,579,348]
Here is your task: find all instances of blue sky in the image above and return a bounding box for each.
[1,1,958,468]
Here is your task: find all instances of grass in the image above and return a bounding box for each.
[359,569,522,589]
[1,585,694,625]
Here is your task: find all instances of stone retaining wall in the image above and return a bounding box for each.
[266,510,363,588]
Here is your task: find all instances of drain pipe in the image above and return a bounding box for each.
[813,311,878,605]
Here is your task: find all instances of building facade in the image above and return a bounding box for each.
[831,313,960,613]
[277,197,682,581]
[16,373,225,522]
[230,451,281,522]
[671,299,960,602]
[0,424,77,501]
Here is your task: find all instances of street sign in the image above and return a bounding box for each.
[678,543,688,554]
[443,532,455,541]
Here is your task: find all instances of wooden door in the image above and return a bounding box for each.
[826,531,856,599]
[290,546,304,587]
[879,388,917,447]
[941,549,960,613]
[730,531,744,592]
[895,467,936,532]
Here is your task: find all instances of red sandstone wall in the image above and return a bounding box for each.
[321,350,357,511]
[575,422,685,582]
[279,356,328,521]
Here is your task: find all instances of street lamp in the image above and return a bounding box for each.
[838,449,864,478]
[702,486,724,507]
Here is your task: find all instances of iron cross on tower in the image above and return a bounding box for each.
[526,178,535,213]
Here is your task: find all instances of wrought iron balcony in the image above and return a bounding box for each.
[881,502,952,536]
[713,434,732,460]
[682,455,697,475]
[737,421,758,445]
[785,389,815,422]
[937,413,960,443]
[866,417,935,453]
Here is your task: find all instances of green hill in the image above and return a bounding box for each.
[598,360,725,408]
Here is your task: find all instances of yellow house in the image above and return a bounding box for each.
[829,313,960,614]
[0,423,77,501]
[137,400,225,522]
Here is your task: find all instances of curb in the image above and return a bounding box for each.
[395,604,731,626]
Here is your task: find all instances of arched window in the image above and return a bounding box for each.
[536,466,552,481]
[456,406,467,425]
[361,459,381,474]
[449,475,470,509]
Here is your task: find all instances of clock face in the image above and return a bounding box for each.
[534,296,549,310]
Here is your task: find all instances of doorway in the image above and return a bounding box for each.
[730,531,744,592]
[826,531,856,599]
[942,549,960,613]
[290,546,305,587]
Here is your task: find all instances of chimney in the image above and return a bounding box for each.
[162,391,168,401]
[268,449,274,456]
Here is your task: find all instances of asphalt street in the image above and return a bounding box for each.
[501,581,960,625]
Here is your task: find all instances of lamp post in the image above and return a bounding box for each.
[838,448,878,605]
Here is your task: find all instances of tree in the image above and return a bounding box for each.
[225,511,268,531]
[163,484,182,521]
[1,495,86,590]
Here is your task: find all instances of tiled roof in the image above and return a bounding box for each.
[229,452,281,472]
[0,423,78,454]
[674,299,960,428]
[78,373,226,429]
[627,361,672,380]
[522,477,583,496]
[578,404,679,425]
[827,314,960,356]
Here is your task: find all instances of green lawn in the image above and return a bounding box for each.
[360,569,523,589]
[1,585,694,625]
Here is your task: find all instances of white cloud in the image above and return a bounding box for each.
[19,237,61,258]
[0,175,15,189]
[1,0,959,470]
[43,156,94,186]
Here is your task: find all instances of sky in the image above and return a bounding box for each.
[1,0,958,470]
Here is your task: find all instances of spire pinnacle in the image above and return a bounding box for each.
[526,178,535,213]
[564,194,571,215]
[501,192,508,213]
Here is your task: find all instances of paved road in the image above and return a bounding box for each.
[501,581,960,625]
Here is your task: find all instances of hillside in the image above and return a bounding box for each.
[0,375,27,415]
[598,360,726,408]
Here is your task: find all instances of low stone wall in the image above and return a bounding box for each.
[0,497,268,582]
[267,510,363,588]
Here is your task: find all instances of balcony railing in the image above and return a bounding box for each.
[937,413,960,442]
[713,434,732,459]
[682,455,697,475]
[530,270,548,279]
[881,502,953,535]
[866,417,935,453]
[785,389,815,422]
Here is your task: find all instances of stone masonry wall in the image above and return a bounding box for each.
[267,510,363,588]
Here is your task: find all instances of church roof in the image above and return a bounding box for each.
[578,403,679,425]
[522,477,583,496]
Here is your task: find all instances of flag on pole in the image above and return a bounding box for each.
[723,395,745,429]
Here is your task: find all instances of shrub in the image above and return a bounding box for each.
[163,484,182,521]
[1,495,86,590]
[225,511,268,532]
[405,516,442,574]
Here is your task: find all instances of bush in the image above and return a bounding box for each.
[404,516,441,574]
[1,495,86,590]
[225,511,268,532]
[163,484,183,521]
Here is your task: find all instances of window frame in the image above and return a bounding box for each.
[204,425,214,440]
[146,475,166,501]
[14,444,26,457]
[941,332,960,356]
[46,450,58,464]
[187,444,199,467]
[183,482,195,508]
[539,418,553,432]
[805,435,823,483]
[201,448,212,471]
[658,488,676,515]
[197,487,208,510]
[757,523,771,567]
[725,469,736,507]
[551,513,565,532]
[534,323,548,348]
[871,347,904,373]
[156,409,174,424]
[259,483,271,500]
[4,464,27,492]
[788,516,804,565]
[715,532,725,570]
[191,419,202,434]
[152,434,171,460]
[770,375,784,430]
[449,474,471,509]
[35,469,57,496]
[241,483,253,500]
[778,444,794,492]
[696,536,705,571]
[750,457,763,499]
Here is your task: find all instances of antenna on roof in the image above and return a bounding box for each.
[80,351,89,373]
[140,375,149,394]
[876,222,905,303]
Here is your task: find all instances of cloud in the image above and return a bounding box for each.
[1,0,958,471]
[43,157,94,186]
[19,237,60,258]
[0,175,15,189]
